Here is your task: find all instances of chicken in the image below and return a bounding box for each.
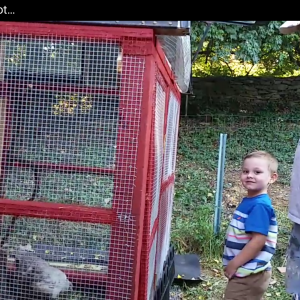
[0,247,15,300]
[15,246,49,276]
[14,244,73,299]
[32,266,73,298]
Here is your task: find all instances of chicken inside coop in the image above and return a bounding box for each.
[0,244,73,299]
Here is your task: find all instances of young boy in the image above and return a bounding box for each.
[222,150,278,300]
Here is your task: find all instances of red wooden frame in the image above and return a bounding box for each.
[0,22,153,40]
[0,22,154,295]
[130,51,156,300]
[137,37,182,299]
[106,37,154,300]
[0,198,115,224]
[0,21,182,300]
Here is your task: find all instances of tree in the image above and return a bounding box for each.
[191,21,300,77]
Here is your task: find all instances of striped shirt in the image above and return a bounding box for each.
[223,194,278,277]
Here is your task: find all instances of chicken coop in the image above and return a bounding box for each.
[0,21,191,299]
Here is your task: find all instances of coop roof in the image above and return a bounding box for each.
[210,21,269,26]
[279,21,300,34]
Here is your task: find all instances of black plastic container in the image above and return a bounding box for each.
[154,245,175,300]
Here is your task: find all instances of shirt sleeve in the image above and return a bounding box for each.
[244,204,272,236]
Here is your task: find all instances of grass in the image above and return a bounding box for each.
[171,113,298,299]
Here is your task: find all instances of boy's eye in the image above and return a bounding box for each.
[255,171,262,174]
[242,170,248,174]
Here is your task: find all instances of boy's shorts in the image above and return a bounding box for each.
[224,270,271,300]
[286,222,300,295]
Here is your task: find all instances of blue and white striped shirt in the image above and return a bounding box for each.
[223,194,278,277]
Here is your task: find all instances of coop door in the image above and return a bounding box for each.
[0,35,123,296]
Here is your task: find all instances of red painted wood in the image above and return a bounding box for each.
[0,22,181,299]
[130,51,155,300]
[5,80,121,97]
[148,174,175,249]
[137,79,156,300]
[149,217,159,249]
[0,22,153,40]
[123,38,154,56]
[107,37,154,300]
[0,199,115,224]
[138,65,170,299]
[160,174,175,192]
[11,161,115,176]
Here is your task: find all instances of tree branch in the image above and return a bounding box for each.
[205,40,213,64]
[245,64,254,76]
[192,22,213,65]
[220,58,234,76]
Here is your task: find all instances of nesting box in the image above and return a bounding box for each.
[0,21,190,299]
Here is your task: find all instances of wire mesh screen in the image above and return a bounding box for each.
[156,35,191,93]
[0,213,137,299]
[155,184,174,285]
[5,88,117,208]
[150,75,166,233]
[147,233,157,300]
[3,35,120,208]
[0,214,110,299]
[155,90,180,284]
[139,70,167,299]
[163,91,180,181]
[0,27,146,300]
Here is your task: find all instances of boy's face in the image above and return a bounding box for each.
[240,157,277,196]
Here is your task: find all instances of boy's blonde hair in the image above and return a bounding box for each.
[243,150,278,174]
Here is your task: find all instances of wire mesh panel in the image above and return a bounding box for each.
[3,36,121,208]
[163,91,180,181]
[0,22,154,300]
[147,233,157,300]
[156,35,191,93]
[106,53,147,300]
[155,184,174,283]
[155,89,180,285]
[150,73,166,234]
[139,69,167,299]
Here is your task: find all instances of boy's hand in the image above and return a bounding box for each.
[224,259,239,279]
[224,233,267,279]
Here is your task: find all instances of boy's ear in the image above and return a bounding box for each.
[270,172,278,184]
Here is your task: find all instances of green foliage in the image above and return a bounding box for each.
[191,21,300,77]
